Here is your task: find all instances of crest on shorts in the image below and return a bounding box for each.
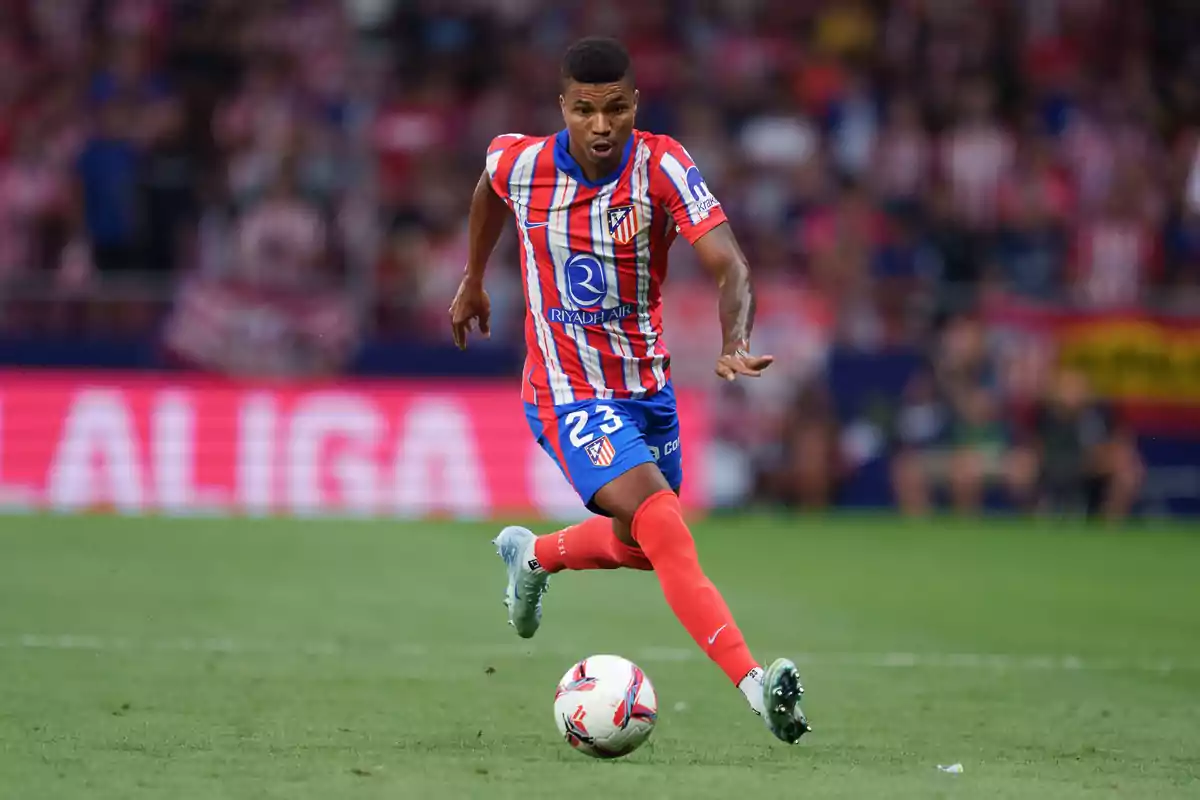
[584,435,616,467]
[607,205,639,245]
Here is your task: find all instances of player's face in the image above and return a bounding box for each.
[560,80,638,171]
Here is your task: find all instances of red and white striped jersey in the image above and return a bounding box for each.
[487,129,727,408]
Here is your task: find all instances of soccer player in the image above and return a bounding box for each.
[448,36,810,744]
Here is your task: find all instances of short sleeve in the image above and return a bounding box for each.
[485,133,526,202]
[649,136,728,244]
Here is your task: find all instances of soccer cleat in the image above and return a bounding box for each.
[762,657,811,744]
[492,526,550,639]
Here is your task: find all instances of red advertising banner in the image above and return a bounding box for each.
[0,373,709,518]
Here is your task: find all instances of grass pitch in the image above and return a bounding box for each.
[1,513,1198,798]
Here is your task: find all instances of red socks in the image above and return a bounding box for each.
[532,493,758,687]
[630,491,758,686]
[533,516,652,572]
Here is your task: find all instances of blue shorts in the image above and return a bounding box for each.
[525,381,683,516]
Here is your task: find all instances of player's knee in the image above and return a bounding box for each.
[628,486,696,555]
[594,462,673,526]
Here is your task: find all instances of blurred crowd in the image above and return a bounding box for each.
[0,0,369,364]
[369,0,1200,338]
[2,0,1198,517]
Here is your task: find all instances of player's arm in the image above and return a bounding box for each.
[692,223,774,379]
[464,169,511,285]
[450,168,511,349]
[650,137,773,380]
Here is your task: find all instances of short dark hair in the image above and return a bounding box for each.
[561,37,633,86]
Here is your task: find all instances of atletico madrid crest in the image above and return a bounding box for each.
[584,435,617,467]
[607,205,639,245]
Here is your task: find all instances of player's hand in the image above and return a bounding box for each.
[715,344,774,382]
[449,274,491,350]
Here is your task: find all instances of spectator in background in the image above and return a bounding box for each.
[773,380,843,511]
[923,181,989,316]
[803,179,889,349]
[233,156,334,289]
[75,99,145,273]
[814,0,877,60]
[0,121,71,283]
[872,211,930,344]
[889,367,949,517]
[827,65,880,182]
[870,92,931,219]
[1070,166,1163,308]
[890,315,1016,516]
[88,34,171,108]
[1167,135,1200,301]
[940,76,1013,232]
[991,130,1071,299]
[215,52,305,209]
[1010,367,1144,522]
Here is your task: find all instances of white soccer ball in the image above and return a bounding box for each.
[553,654,658,758]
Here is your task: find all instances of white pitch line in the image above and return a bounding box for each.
[0,634,1193,673]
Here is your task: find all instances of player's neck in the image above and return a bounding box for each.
[568,139,621,184]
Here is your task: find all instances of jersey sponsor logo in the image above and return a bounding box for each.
[685,166,719,212]
[584,435,616,467]
[647,437,679,462]
[546,303,635,326]
[563,252,608,309]
[607,205,640,245]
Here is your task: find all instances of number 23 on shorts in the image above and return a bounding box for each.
[563,403,630,470]
[564,404,624,448]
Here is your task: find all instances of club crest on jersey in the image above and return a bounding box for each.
[584,435,616,467]
[607,205,640,245]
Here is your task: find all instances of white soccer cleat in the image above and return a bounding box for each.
[492,526,550,639]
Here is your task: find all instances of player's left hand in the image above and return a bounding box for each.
[715,344,774,382]
[449,274,491,350]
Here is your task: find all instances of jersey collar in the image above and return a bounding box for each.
[554,129,634,188]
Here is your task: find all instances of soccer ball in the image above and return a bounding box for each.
[553,654,658,758]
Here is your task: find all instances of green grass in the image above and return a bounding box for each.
[1,514,1198,798]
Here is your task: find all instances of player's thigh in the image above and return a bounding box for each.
[593,389,683,535]
[638,384,685,493]
[548,398,660,518]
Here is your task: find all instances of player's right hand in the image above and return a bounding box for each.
[449,274,491,350]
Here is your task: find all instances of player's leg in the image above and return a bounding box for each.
[594,463,755,680]
[492,402,574,638]
[593,463,809,743]
[532,517,652,572]
[596,384,809,742]
[526,396,653,572]
[525,393,687,574]
[494,399,652,638]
